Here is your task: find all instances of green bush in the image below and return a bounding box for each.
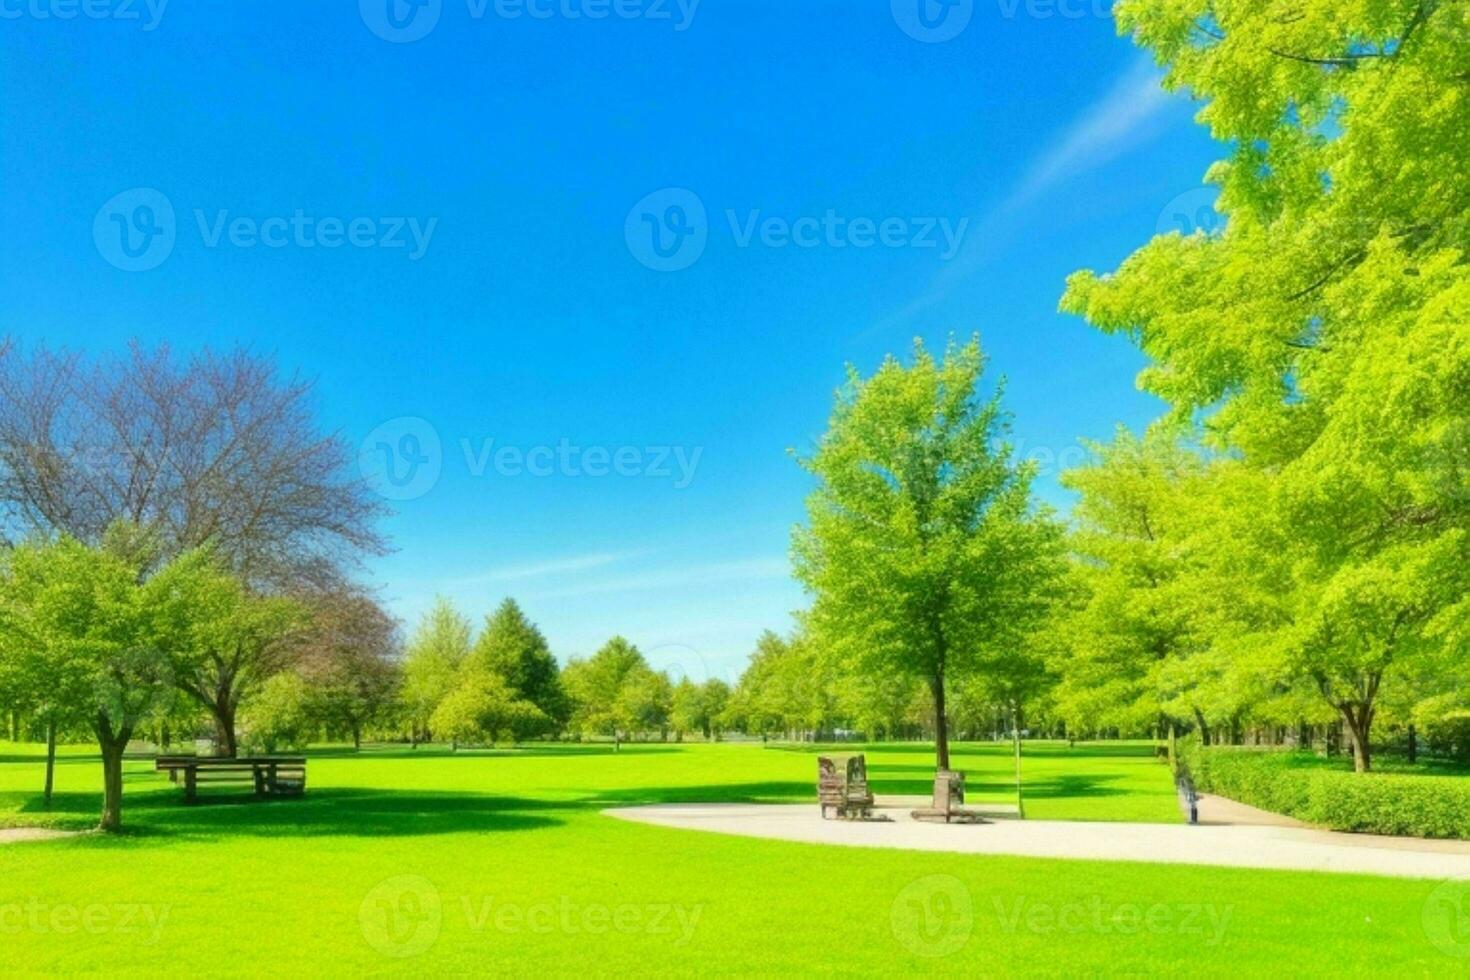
[1178,738,1470,839]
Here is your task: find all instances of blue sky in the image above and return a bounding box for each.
[0,0,1220,684]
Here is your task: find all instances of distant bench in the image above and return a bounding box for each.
[155,756,307,803]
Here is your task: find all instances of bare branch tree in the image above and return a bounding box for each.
[0,341,388,587]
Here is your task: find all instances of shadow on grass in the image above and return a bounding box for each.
[8,787,569,844]
[303,744,682,760]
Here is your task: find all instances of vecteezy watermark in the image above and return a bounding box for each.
[0,0,168,29]
[359,0,699,43]
[890,874,973,957]
[93,188,176,272]
[461,438,703,488]
[1009,439,1090,480]
[360,417,444,502]
[358,875,703,958]
[461,895,702,943]
[625,188,708,272]
[93,188,438,271]
[360,875,443,958]
[1424,878,1470,958]
[891,0,972,43]
[358,417,704,501]
[993,896,1233,945]
[625,188,970,273]
[995,0,1113,19]
[0,900,171,944]
[1156,187,1224,239]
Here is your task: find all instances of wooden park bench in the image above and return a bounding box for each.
[817,754,876,820]
[156,756,307,804]
[911,769,986,824]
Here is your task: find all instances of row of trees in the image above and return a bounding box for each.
[397,597,732,748]
[0,343,394,830]
[0,529,398,829]
[1052,0,1468,771]
[723,0,1469,774]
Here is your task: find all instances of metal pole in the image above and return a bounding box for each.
[1011,699,1024,820]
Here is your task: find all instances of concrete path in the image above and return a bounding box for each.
[0,827,77,845]
[605,801,1470,879]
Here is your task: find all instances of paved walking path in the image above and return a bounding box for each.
[0,827,78,845]
[605,799,1470,879]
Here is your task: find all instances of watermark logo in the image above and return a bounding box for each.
[360,417,443,501]
[625,189,970,272]
[995,0,1113,19]
[460,438,702,488]
[93,191,438,270]
[626,187,707,272]
[360,875,443,958]
[461,896,702,942]
[360,0,442,42]
[993,896,1232,945]
[890,874,973,957]
[1156,187,1223,239]
[0,900,170,943]
[892,0,972,43]
[1424,879,1470,958]
[0,0,169,29]
[94,188,176,272]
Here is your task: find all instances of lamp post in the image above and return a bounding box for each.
[1011,699,1025,820]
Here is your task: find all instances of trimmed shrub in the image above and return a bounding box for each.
[1178,738,1470,839]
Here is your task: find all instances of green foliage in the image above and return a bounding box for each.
[561,636,657,737]
[401,597,472,739]
[793,338,1066,762]
[1059,0,1470,763]
[241,672,313,754]
[469,599,568,725]
[149,550,303,753]
[1181,739,1470,838]
[0,530,217,828]
[430,668,548,746]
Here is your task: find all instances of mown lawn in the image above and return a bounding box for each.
[0,740,1459,973]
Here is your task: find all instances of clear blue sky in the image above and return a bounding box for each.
[0,0,1219,684]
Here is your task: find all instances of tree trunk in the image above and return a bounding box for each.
[9,708,19,742]
[99,742,125,832]
[929,673,950,770]
[214,701,238,758]
[353,724,362,752]
[95,715,132,833]
[43,717,57,807]
[1191,707,1211,745]
[1340,703,1374,773]
[1407,724,1417,764]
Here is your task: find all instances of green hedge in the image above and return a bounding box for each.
[1178,740,1470,839]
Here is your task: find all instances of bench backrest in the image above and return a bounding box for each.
[932,770,965,809]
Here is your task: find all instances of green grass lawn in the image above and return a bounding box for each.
[0,739,1459,973]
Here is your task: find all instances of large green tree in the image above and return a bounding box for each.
[401,597,472,744]
[1063,0,1470,769]
[150,556,301,757]
[562,636,659,741]
[469,599,567,727]
[793,338,1066,769]
[0,534,198,831]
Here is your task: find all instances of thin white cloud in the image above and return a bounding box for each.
[443,551,629,587]
[524,558,790,601]
[1002,58,1175,212]
[865,59,1179,338]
